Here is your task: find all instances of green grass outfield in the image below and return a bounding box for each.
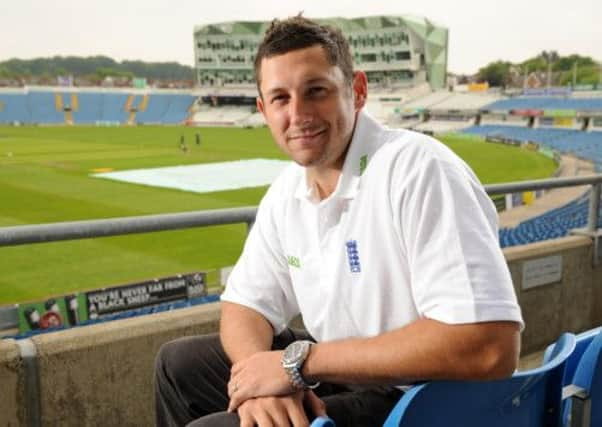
[0,126,556,304]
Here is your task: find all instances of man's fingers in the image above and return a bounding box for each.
[286,398,309,427]
[304,390,327,417]
[230,361,242,376]
[268,399,293,427]
[239,400,276,427]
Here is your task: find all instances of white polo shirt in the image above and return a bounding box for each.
[221,111,523,343]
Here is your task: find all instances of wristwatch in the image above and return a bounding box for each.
[282,340,320,390]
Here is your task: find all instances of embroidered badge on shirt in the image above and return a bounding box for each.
[359,154,368,176]
[345,240,361,273]
[287,255,301,268]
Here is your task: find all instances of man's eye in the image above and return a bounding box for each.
[308,87,327,96]
[271,95,287,104]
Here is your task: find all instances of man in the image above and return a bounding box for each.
[155,16,523,427]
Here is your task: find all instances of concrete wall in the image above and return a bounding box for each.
[505,235,602,353]
[0,235,601,425]
[32,302,220,427]
[0,339,23,426]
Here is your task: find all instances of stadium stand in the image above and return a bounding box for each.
[72,92,103,124]
[0,92,31,123]
[430,92,502,111]
[99,92,129,123]
[0,90,196,125]
[485,96,602,112]
[136,94,172,124]
[460,123,602,247]
[462,125,602,171]
[160,94,196,124]
[27,91,64,123]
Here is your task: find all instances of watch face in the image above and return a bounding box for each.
[284,341,309,365]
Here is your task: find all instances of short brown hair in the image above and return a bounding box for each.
[254,15,354,94]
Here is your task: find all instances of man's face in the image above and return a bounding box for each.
[257,45,367,172]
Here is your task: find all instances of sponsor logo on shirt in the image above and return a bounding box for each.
[345,240,361,273]
[359,154,368,175]
[287,255,301,268]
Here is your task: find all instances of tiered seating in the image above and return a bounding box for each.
[463,125,602,170]
[99,93,129,123]
[401,91,454,109]
[414,119,474,133]
[161,94,196,124]
[498,194,591,248]
[485,96,602,111]
[462,125,602,247]
[431,92,501,110]
[135,94,171,124]
[27,92,64,123]
[192,106,254,126]
[0,93,31,123]
[72,93,103,124]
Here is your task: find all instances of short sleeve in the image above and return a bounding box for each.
[395,150,523,327]
[221,186,300,334]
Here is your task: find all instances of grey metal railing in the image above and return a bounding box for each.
[0,207,257,247]
[1,174,602,332]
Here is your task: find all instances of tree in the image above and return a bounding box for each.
[476,61,513,87]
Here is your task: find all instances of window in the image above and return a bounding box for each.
[360,53,377,62]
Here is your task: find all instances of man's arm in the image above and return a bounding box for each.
[220,301,274,364]
[227,318,520,410]
[220,302,327,422]
[303,318,520,385]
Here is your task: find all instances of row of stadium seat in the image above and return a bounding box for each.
[461,125,602,247]
[484,96,602,111]
[0,92,196,124]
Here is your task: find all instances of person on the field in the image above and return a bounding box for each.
[155,16,523,427]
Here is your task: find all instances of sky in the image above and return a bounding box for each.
[1,0,600,75]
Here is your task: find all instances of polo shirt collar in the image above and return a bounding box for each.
[293,109,384,202]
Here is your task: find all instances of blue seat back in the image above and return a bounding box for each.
[571,330,602,427]
[543,327,601,386]
[383,333,576,427]
[310,416,335,427]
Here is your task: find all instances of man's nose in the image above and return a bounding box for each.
[289,96,313,126]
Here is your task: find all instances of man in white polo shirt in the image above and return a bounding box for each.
[155,16,523,427]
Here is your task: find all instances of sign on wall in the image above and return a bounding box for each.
[522,255,563,290]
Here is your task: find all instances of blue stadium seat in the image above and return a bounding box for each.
[0,93,31,123]
[161,94,196,124]
[99,93,129,123]
[310,416,335,427]
[565,329,602,427]
[381,333,575,427]
[311,334,576,427]
[482,97,602,112]
[27,91,64,123]
[72,93,103,124]
[136,94,171,124]
[462,125,602,247]
[543,327,601,426]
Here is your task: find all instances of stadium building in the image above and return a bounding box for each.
[193,15,448,91]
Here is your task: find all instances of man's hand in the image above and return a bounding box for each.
[237,391,326,427]
[228,350,292,412]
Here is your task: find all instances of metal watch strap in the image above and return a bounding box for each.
[283,341,320,390]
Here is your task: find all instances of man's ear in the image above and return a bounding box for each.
[256,96,265,115]
[352,71,368,111]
